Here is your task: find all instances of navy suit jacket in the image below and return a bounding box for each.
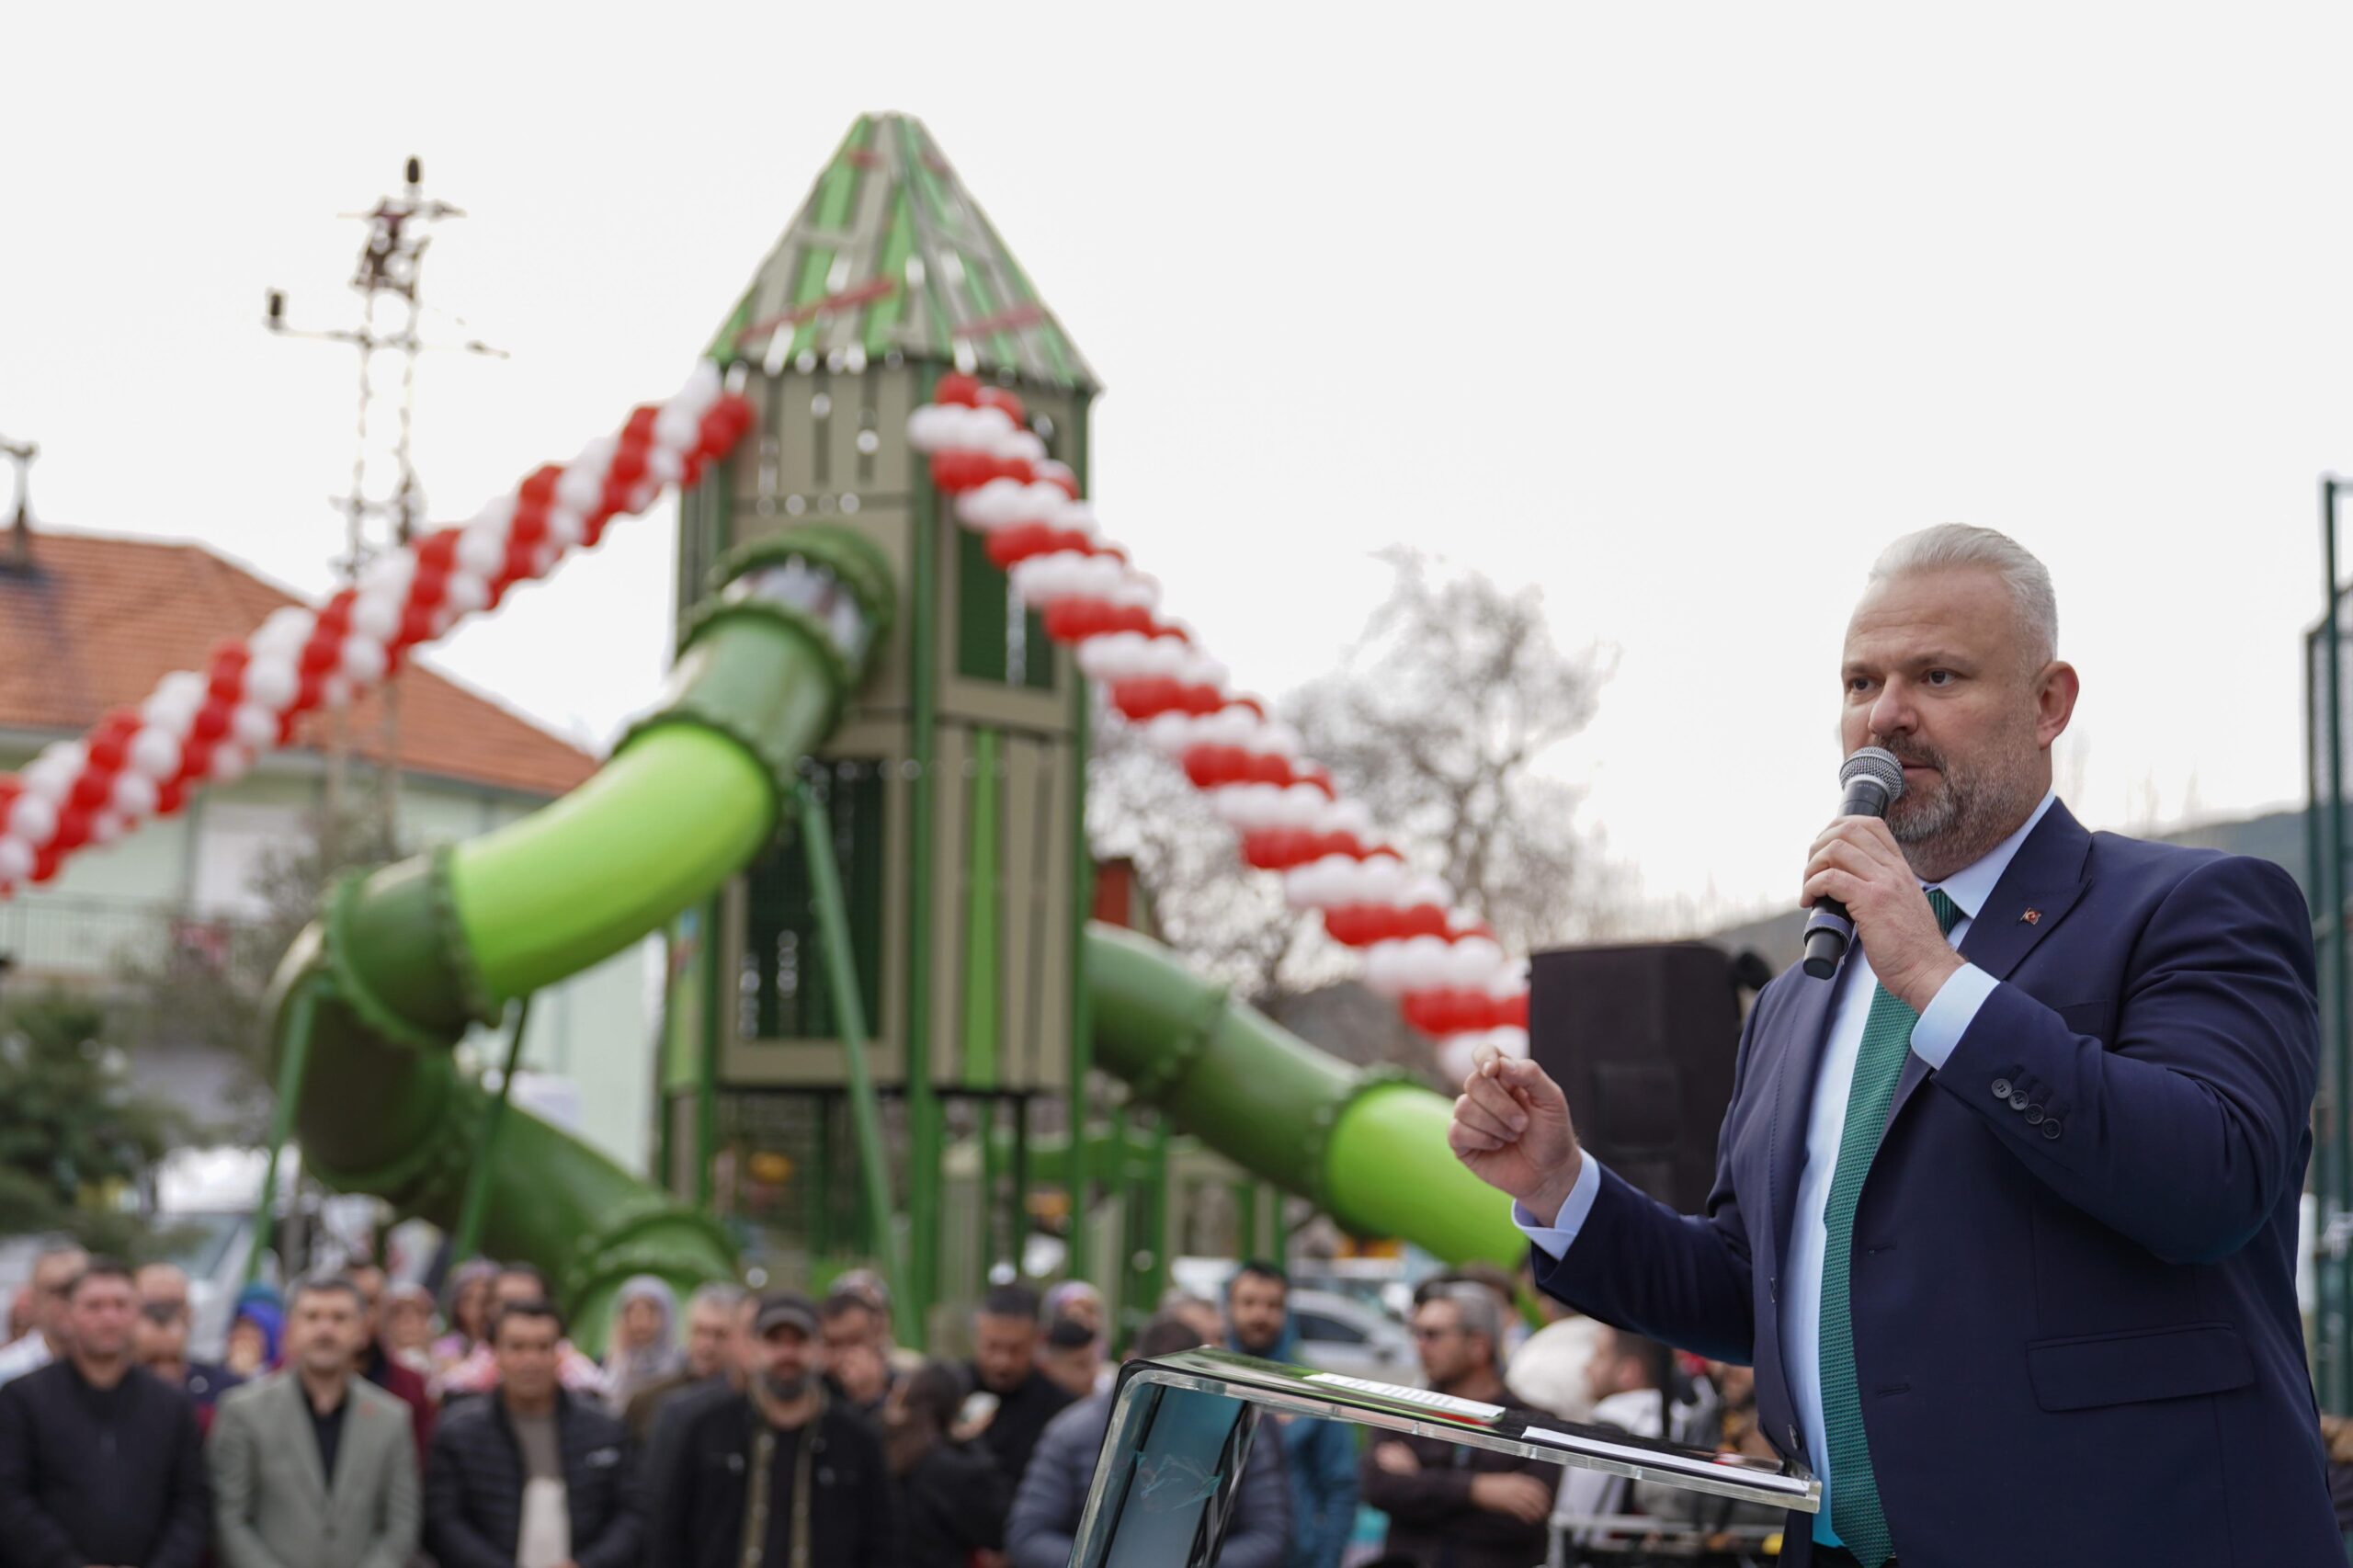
[1533,802,2338,1566]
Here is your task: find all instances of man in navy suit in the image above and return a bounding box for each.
[1450,525,2338,1567]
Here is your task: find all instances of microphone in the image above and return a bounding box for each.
[1801,746,1906,980]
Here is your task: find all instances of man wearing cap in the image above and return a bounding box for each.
[645,1289,901,1568]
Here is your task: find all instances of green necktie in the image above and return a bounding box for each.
[1819,888,1963,1568]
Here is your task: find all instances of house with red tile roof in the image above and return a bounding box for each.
[0,517,655,1172]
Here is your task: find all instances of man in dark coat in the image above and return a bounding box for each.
[0,1257,210,1568]
[1358,1283,1559,1568]
[645,1290,900,1568]
[965,1282,1074,1490]
[425,1299,643,1568]
[881,1358,1010,1568]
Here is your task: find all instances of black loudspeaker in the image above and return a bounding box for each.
[1528,943,1754,1215]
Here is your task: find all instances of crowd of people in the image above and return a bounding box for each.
[0,1239,1774,1567]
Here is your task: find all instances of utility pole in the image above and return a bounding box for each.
[0,435,34,574]
[266,156,505,852]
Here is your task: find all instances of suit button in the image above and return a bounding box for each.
[2023,1105,2045,1125]
[1991,1077,2013,1099]
[2042,1120,2063,1140]
[2008,1090,2030,1111]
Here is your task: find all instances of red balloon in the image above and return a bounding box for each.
[87,733,129,775]
[935,373,983,407]
[397,603,438,647]
[91,708,141,749]
[507,506,550,547]
[501,537,539,584]
[294,670,329,712]
[1398,904,1449,939]
[207,665,244,703]
[68,772,109,812]
[608,446,647,485]
[155,780,186,816]
[317,591,356,635]
[929,451,992,493]
[51,806,91,852]
[193,699,233,742]
[995,457,1035,486]
[1501,992,1529,1028]
[1245,754,1291,788]
[1111,678,1180,721]
[300,637,340,676]
[518,464,564,507]
[1043,470,1081,501]
[621,405,661,444]
[974,385,1027,425]
[30,846,60,883]
[416,529,461,572]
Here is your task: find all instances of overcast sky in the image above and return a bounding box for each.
[6,4,2350,926]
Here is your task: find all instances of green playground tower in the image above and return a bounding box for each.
[661,113,1109,1344]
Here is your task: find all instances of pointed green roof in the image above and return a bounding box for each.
[709,113,1098,392]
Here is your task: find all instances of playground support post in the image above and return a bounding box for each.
[245,979,319,1285]
[905,364,944,1344]
[450,995,534,1267]
[796,778,910,1327]
[2320,476,2351,1414]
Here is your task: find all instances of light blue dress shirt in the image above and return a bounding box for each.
[1513,790,2057,1542]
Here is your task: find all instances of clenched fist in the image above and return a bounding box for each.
[1448,1045,1584,1221]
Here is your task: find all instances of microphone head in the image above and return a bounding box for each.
[1839,745,1906,804]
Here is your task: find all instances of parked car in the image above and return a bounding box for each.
[1286,1288,1422,1386]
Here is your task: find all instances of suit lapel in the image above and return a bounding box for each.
[1768,969,1843,1267]
[1880,801,2094,1136]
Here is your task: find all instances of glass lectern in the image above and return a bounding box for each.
[1067,1348,1819,1567]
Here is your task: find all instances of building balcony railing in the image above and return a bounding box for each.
[0,895,274,991]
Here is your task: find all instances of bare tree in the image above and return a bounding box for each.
[1283,549,1613,958]
[1087,550,1614,1009]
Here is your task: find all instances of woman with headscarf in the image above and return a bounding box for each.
[223,1282,284,1379]
[431,1258,498,1385]
[601,1274,683,1415]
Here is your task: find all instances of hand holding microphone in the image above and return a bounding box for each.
[1799,745,1966,1010]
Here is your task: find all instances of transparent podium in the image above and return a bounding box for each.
[1067,1348,1819,1567]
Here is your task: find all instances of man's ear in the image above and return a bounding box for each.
[2035,661,2080,750]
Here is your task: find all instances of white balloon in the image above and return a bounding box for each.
[153,671,208,710]
[91,810,123,846]
[209,744,252,783]
[456,526,506,580]
[654,405,702,451]
[1434,1036,1482,1085]
[128,727,182,781]
[546,508,586,549]
[556,460,608,514]
[231,704,278,751]
[444,572,490,616]
[110,771,157,819]
[253,608,314,653]
[359,552,415,597]
[1443,936,1507,988]
[351,590,403,643]
[0,836,30,883]
[646,447,684,484]
[322,676,353,709]
[243,657,300,713]
[337,635,387,687]
[6,792,57,848]
[21,745,84,802]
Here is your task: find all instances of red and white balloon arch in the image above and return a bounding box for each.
[908,374,1532,1079]
[0,365,758,900]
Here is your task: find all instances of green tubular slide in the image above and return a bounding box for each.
[266,521,1520,1345]
[263,526,896,1346]
[1084,924,1527,1268]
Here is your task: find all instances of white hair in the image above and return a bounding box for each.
[1870,524,2058,665]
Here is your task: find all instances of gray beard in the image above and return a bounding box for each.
[764,1370,812,1403]
[1882,740,2044,882]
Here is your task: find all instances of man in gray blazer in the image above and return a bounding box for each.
[210,1275,419,1568]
